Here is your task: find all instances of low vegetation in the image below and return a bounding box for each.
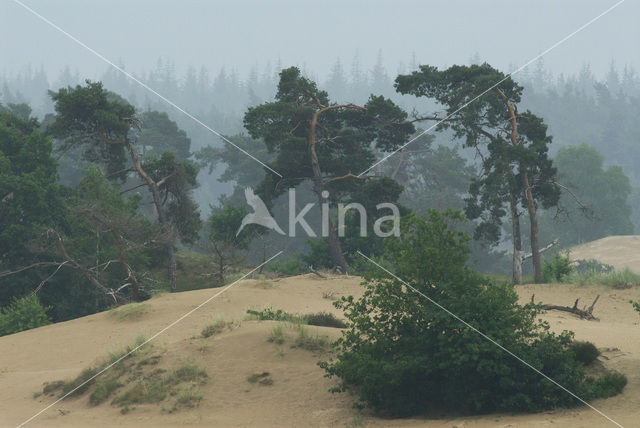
[247,307,346,328]
[542,254,640,288]
[320,212,627,416]
[564,266,640,289]
[200,319,234,338]
[0,295,51,337]
[569,341,600,366]
[107,302,150,321]
[292,325,330,352]
[39,337,207,413]
[247,372,273,385]
[266,325,285,344]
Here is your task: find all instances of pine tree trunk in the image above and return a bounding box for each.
[125,142,178,291]
[326,210,349,273]
[149,182,178,291]
[510,198,523,285]
[521,171,542,283]
[497,89,542,284]
[309,105,354,274]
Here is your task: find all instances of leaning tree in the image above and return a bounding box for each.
[396,63,560,283]
[244,67,414,272]
[48,81,201,290]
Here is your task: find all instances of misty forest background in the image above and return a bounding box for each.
[1,53,638,323]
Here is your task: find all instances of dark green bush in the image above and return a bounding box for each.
[304,312,346,328]
[0,295,52,336]
[267,255,308,276]
[583,372,627,398]
[247,308,346,328]
[573,259,613,274]
[320,212,625,417]
[542,252,574,283]
[569,341,600,365]
[246,307,297,322]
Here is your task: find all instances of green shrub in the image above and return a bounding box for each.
[0,295,51,336]
[542,252,574,283]
[304,312,346,328]
[569,341,600,365]
[573,259,613,274]
[320,212,625,417]
[267,255,308,276]
[584,372,628,398]
[632,301,640,315]
[246,307,297,322]
[563,264,640,288]
[247,307,345,328]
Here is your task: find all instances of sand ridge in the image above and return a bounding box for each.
[1,238,640,427]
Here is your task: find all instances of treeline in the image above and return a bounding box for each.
[2,57,640,230]
[0,61,636,328]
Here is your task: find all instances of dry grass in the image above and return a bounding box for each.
[107,303,150,321]
[201,319,234,338]
[266,325,286,344]
[291,325,330,352]
[247,372,273,385]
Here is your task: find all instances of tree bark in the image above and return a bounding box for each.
[124,141,177,291]
[308,104,364,273]
[510,197,523,285]
[521,172,542,283]
[497,89,543,283]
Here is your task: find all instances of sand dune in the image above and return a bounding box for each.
[570,235,640,273]
[1,249,640,427]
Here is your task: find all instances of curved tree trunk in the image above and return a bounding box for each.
[125,141,178,291]
[308,104,363,274]
[497,89,542,283]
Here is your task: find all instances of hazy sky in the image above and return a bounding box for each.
[1,0,638,81]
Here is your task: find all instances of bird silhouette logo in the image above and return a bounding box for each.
[236,187,285,236]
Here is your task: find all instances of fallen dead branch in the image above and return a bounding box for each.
[309,265,326,279]
[531,294,600,321]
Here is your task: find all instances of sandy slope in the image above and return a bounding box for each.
[570,235,640,273]
[1,255,640,427]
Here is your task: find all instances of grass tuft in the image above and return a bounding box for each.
[563,267,640,289]
[291,325,330,352]
[107,303,150,321]
[201,319,233,338]
[173,387,203,408]
[247,372,273,385]
[267,325,286,344]
[90,374,123,405]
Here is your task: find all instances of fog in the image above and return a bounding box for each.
[2,0,637,80]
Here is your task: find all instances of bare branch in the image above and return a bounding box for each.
[324,173,371,186]
[0,262,65,279]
